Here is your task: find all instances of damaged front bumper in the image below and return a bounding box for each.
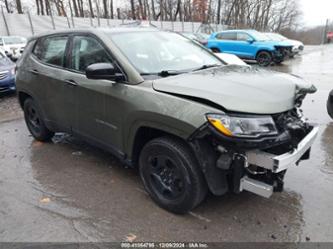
[190,118,319,199]
[240,125,318,198]
[246,125,319,173]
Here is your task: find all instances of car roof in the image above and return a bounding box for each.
[29,27,160,41]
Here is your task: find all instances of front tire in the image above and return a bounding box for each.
[211,48,221,53]
[256,51,272,67]
[23,98,54,141]
[139,137,207,214]
[327,91,333,119]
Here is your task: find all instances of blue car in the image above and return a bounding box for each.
[206,30,293,66]
[0,49,16,93]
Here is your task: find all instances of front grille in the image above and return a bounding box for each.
[0,86,10,92]
[0,71,9,80]
[275,46,292,57]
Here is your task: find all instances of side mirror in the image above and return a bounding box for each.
[86,63,125,82]
[247,38,255,43]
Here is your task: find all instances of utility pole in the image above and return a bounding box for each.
[322,19,329,45]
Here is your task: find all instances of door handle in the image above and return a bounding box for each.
[64,79,78,87]
[29,69,39,75]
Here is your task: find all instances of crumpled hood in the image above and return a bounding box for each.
[153,65,316,114]
[279,39,303,47]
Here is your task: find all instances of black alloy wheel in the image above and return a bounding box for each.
[211,48,221,53]
[139,137,207,214]
[23,98,54,141]
[256,51,272,67]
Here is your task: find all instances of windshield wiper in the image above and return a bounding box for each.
[157,70,187,77]
[141,64,221,78]
[193,64,221,72]
[140,70,185,77]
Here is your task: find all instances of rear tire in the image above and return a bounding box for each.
[23,98,54,141]
[256,51,272,67]
[211,48,221,53]
[139,137,207,214]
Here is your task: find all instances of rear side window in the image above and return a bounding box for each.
[33,36,68,67]
[216,32,236,40]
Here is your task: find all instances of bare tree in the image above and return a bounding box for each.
[3,0,10,13]
[130,0,136,19]
[110,0,114,18]
[0,0,301,34]
[40,0,45,15]
[71,0,79,17]
[16,0,23,13]
[88,0,94,17]
[103,0,108,18]
[35,0,40,14]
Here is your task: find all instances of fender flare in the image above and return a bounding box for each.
[124,115,196,159]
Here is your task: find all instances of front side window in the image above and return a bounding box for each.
[247,31,270,41]
[0,39,3,46]
[110,31,222,75]
[265,33,286,41]
[71,36,113,72]
[33,36,68,67]
[237,33,251,41]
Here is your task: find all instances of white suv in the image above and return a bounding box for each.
[0,36,27,60]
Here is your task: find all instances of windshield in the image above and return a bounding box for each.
[247,31,270,41]
[3,36,26,45]
[110,31,222,74]
[265,33,286,41]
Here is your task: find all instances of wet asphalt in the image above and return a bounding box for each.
[0,45,332,242]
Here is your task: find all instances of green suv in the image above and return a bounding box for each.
[16,28,318,214]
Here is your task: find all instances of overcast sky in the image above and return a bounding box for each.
[301,0,332,27]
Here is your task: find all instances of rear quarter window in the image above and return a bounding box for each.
[33,36,68,67]
[216,32,236,40]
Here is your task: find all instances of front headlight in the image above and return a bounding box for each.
[206,113,278,138]
[292,46,299,52]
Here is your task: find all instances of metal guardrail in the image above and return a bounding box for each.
[0,8,228,38]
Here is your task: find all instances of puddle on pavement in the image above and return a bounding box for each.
[25,125,306,242]
[319,123,333,176]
